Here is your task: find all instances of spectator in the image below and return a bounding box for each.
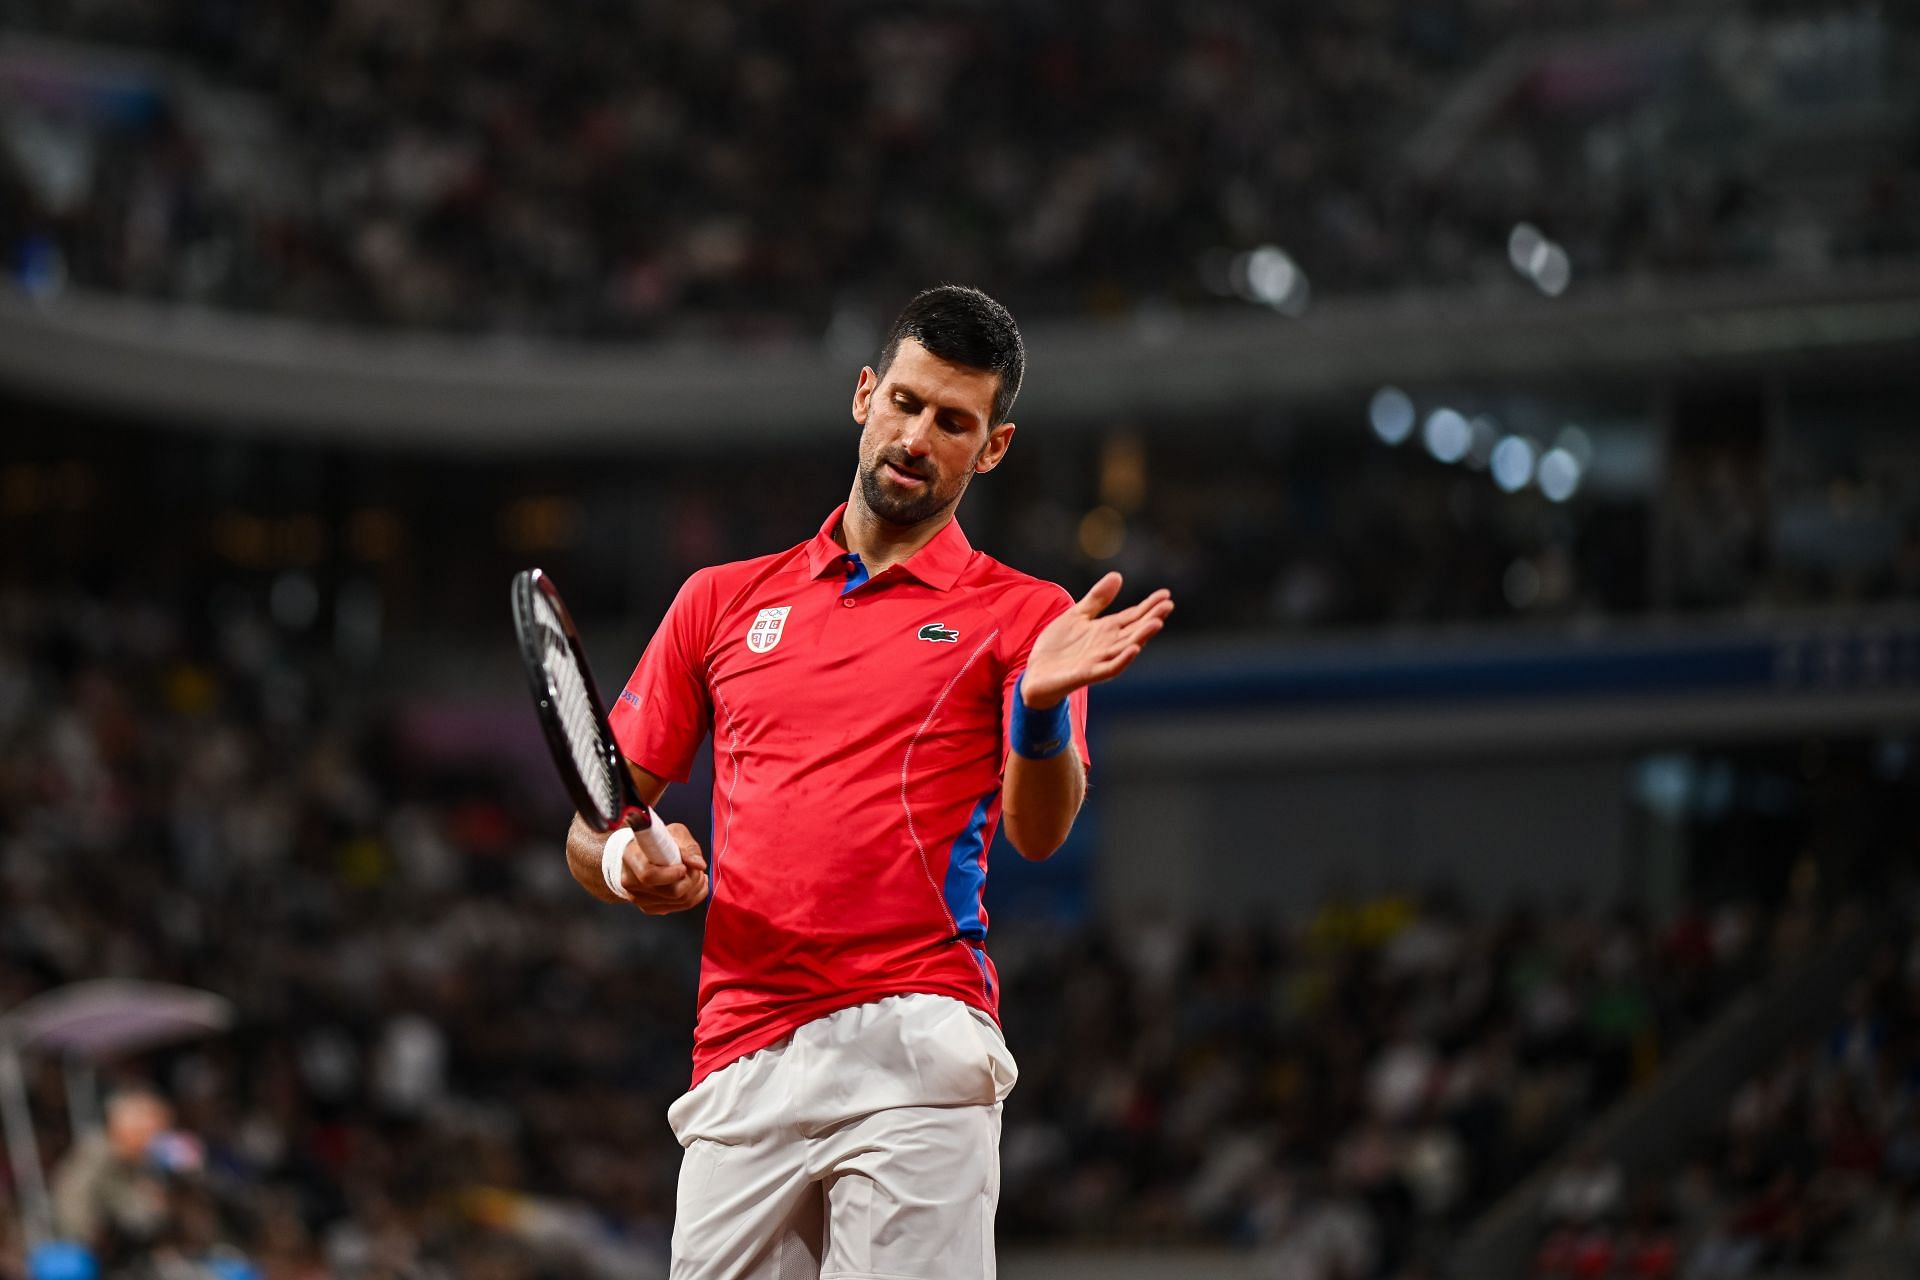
[49,1089,178,1259]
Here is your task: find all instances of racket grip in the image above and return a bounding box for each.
[633,816,683,867]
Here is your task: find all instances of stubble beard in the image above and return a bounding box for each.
[857,450,977,527]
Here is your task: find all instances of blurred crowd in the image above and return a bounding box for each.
[1529,925,1920,1279]
[0,584,1838,1280]
[0,0,1912,337]
[995,895,1800,1277]
[0,586,702,1279]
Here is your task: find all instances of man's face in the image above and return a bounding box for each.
[852,338,1015,528]
[106,1093,172,1162]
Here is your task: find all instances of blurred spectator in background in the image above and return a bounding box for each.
[50,1089,179,1261]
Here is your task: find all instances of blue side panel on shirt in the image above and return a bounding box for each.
[944,791,996,941]
[967,944,996,1000]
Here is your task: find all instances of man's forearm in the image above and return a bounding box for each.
[1000,749,1085,860]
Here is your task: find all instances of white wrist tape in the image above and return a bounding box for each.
[601,826,637,901]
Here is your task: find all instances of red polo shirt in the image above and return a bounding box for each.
[609,504,1090,1085]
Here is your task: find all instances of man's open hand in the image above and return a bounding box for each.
[1019,573,1173,710]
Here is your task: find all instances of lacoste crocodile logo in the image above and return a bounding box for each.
[917,622,960,643]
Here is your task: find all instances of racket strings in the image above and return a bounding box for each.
[533,600,619,820]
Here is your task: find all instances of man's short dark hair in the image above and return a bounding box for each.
[875,285,1025,426]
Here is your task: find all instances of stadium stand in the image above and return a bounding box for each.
[994,893,1791,1266]
[0,2,1913,336]
[1528,915,1920,1279]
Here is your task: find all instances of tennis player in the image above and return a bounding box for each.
[564,285,1172,1279]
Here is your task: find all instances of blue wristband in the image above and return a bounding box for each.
[1011,676,1073,760]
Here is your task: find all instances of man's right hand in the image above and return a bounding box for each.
[616,823,710,914]
[566,812,709,912]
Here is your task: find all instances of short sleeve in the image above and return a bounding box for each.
[608,571,714,783]
[999,584,1092,772]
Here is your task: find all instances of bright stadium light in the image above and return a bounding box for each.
[1246,246,1295,304]
[1510,223,1571,296]
[1422,408,1472,464]
[1234,244,1310,315]
[1490,436,1536,492]
[1537,447,1583,502]
[1369,387,1416,445]
[1508,224,1544,275]
[1531,242,1571,296]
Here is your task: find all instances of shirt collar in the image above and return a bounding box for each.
[805,502,974,592]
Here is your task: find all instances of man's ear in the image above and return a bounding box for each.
[975,422,1016,474]
[851,367,876,425]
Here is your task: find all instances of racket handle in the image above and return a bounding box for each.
[632,816,683,867]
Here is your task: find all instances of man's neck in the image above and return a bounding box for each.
[837,487,955,576]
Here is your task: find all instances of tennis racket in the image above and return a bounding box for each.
[510,568,681,867]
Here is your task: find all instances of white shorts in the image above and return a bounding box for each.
[667,993,1019,1280]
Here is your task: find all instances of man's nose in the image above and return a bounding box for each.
[899,411,935,456]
